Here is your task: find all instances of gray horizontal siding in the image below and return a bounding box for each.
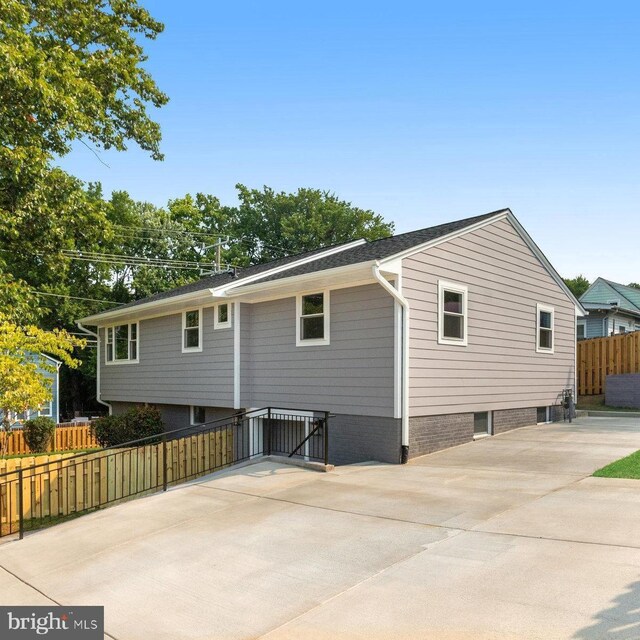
[403,217,577,416]
[247,283,395,416]
[580,315,604,339]
[100,306,234,406]
[111,402,237,432]
[239,303,252,407]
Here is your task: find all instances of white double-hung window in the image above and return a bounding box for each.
[182,309,202,352]
[438,281,468,346]
[106,323,139,363]
[536,304,554,353]
[296,291,329,346]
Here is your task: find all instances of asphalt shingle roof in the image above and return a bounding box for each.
[249,209,507,286]
[99,208,508,315]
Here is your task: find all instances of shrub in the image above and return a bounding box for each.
[91,405,164,448]
[91,414,125,448]
[23,416,56,453]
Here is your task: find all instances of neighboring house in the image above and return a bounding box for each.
[578,278,640,339]
[78,209,584,465]
[1,353,61,426]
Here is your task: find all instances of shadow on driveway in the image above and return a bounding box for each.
[574,579,640,639]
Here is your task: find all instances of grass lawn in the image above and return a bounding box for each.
[594,450,640,479]
[577,394,639,412]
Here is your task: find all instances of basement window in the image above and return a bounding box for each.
[190,406,206,426]
[474,412,491,437]
[537,407,550,424]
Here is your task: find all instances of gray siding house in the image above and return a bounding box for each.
[79,209,584,464]
[578,278,640,338]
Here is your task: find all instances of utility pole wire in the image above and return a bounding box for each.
[30,291,125,306]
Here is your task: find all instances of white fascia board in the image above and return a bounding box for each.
[78,290,211,325]
[209,239,367,297]
[222,261,377,298]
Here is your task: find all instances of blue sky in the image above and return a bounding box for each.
[60,1,640,283]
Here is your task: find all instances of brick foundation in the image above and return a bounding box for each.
[492,407,538,434]
[329,414,402,465]
[408,413,474,458]
[409,406,548,460]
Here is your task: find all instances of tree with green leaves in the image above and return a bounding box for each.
[564,275,590,299]
[0,0,169,417]
[0,314,85,438]
[232,185,394,264]
[0,0,168,166]
[0,0,168,311]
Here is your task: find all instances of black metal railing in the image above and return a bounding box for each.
[0,407,329,540]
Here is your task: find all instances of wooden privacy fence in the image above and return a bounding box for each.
[578,332,640,396]
[0,426,234,537]
[0,424,98,457]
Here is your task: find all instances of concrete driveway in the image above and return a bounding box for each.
[1,416,640,639]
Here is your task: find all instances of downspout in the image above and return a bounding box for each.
[56,361,61,424]
[76,322,112,415]
[372,262,409,463]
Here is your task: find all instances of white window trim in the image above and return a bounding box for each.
[473,411,492,439]
[296,290,330,346]
[105,322,140,365]
[182,308,203,353]
[537,406,551,424]
[437,280,468,346]
[214,302,232,330]
[190,405,207,426]
[536,303,555,354]
[38,401,53,418]
[577,320,586,339]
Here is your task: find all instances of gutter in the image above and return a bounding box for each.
[372,262,409,463]
[76,322,112,415]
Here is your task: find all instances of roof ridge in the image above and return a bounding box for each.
[603,279,640,311]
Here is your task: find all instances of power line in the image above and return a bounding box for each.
[112,225,227,240]
[111,225,292,257]
[59,249,219,271]
[31,291,125,306]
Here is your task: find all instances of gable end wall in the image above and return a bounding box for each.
[402,217,576,416]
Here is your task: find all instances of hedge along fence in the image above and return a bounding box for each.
[578,332,640,396]
[0,425,235,537]
[0,424,99,457]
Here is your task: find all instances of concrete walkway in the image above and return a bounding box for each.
[1,416,640,639]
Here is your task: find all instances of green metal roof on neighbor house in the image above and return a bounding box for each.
[580,278,640,315]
